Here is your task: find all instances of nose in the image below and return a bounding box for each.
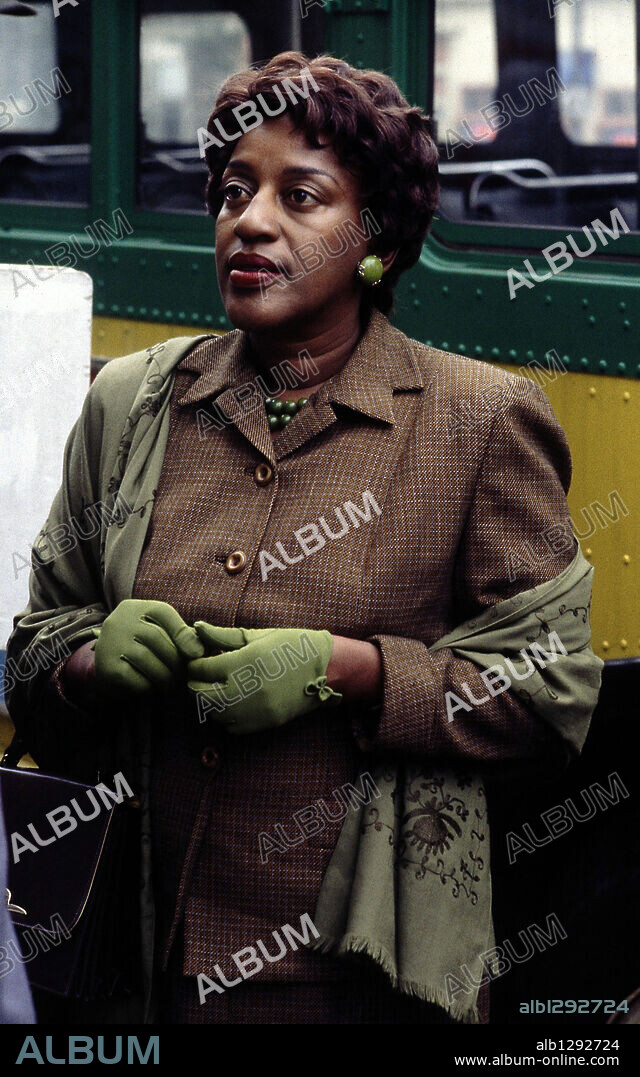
[233,187,281,243]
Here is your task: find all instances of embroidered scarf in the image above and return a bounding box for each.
[305,548,602,1022]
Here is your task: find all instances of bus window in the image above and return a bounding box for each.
[137,0,325,214]
[0,0,90,206]
[555,0,635,147]
[434,0,638,232]
[434,0,498,150]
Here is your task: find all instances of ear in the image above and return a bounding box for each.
[380,250,398,274]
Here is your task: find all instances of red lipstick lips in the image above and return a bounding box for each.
[229,252,278,271]
[228,251,284,289]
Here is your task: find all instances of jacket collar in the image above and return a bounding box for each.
[175,308,424,425]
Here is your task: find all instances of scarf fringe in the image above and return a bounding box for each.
[307,932,480,1024]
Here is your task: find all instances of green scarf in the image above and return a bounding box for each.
[305,549,602,1022]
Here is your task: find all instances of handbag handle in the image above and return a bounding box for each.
[1,734,140,806]
[0,733,27,770]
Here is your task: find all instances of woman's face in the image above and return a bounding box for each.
[214,114,371,337]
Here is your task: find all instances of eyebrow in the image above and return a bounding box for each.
[222,159,342,189]
[281,165,342,188]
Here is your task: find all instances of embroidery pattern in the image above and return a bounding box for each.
[99,342,175,574]
[525,601,591,644]
[362,768,488,905]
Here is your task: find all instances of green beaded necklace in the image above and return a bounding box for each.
[264,395,308,431]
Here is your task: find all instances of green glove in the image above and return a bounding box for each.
[93,599,205,700]
[187,623,343,734]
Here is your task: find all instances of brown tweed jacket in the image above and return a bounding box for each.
[50,308,575,986]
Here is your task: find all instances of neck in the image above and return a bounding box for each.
[247,308,369,393]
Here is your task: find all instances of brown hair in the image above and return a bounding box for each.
[203,51,439,315]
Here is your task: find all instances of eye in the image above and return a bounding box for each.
[288,187,319,206]
[220,182,250,204]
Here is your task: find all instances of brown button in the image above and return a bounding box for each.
[224,550,246,574]
[254,462,273,486]
[201,746,219,770]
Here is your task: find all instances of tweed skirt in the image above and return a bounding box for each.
[159,925,488,1024]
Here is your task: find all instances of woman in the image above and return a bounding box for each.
[4,52,601,1025]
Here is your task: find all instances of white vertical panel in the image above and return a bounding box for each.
[0,265,92,651]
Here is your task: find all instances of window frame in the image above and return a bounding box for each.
[0,0,228,331]
[428,0,640,258]
[0,0,92,231]
[0,2,210,241]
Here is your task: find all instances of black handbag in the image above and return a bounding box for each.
[0,735,141,1002]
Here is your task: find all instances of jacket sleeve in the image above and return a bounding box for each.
[3,374,113,778]
[359,375,579,770]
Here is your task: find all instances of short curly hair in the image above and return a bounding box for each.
[203,51,439,315]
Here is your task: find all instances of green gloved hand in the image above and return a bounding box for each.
[93,599,205,700]
[187,623,343,734]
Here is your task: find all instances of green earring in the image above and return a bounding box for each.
[357,254,384,287]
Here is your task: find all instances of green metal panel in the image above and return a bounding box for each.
[90,0,137,224]
[324,0,390,72]
[394,240,640,379]
[0,203,89,232]
[323,0,429,102]
[432,215,640,259]
[390,0,430,106]
[0,226,227,328]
